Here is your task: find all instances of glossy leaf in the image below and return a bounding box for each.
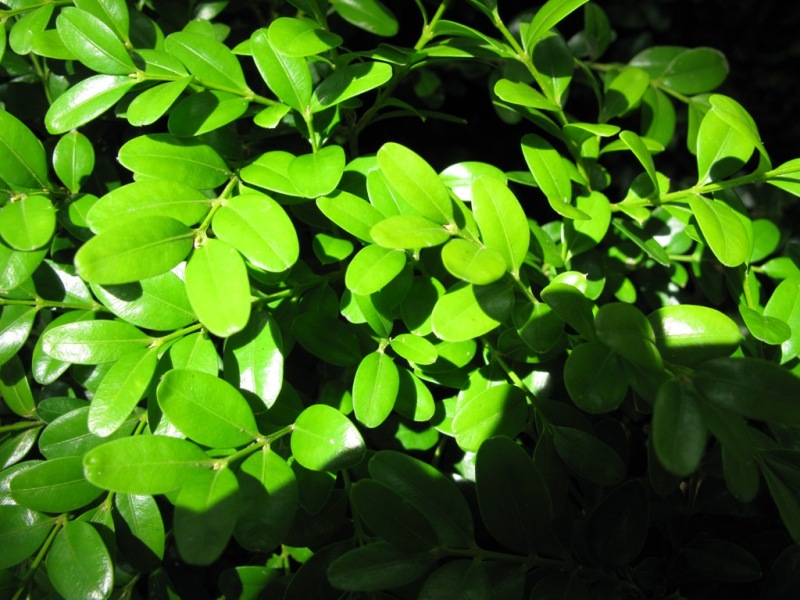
[114,493,165,570]
[521,134,587,220]
[0,196,56,251]
[494,78,560,111]
[0,505,54,569]
[657,47,729,95]
[389,333,437,366]
[471,176,530,275]
[168,332,219,375]
[251,28,312,112]
[83,435,212,494]
[75,216,194,284]
[441,238,506,285]
[56,7,135,74]
[291,404,366,471]
[345,244,406,296]
[52,130,94,194]
[0,355,35,417]
[564,342,627,413]
[74,0,130,41]
[432,280,515,342]
[45,74,136,134]
[127,77,192,127]
[601,67,650,121]
[688,194,750,267]
[311,61,393,112]
[289,145,346,198]
[371,214,450,249]
[652,378,707,476]
[41,320,151,364]
[764,276,800,362]
[0,304,38,367]
[647,304,741,366]
[46,520,113,600]
[168,90,250,137]
[330,0,399,37]
[696,110,754,184]
[525,0,589,49]
[39,406,133,459]
[739,305,791,345]
[377,142,454,225]
[317,190,384,243]
[213,192,299,272]
[186,238,251,337]
[0,109,48,189]
[224,311,284,409]
[89,347,157,437]
[352,351,399,428]
[158,369,258,447]
[268,17,342,57]
[10,455,102,512]
[166,31,249,92]
[452,384,528,451]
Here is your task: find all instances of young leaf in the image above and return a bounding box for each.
[185,238,251,337]
[165,31,250,93]
[45,74,136,134]
[83,435,212,494]
[251,28,312,112]
[46,521,113,600]
[432,280,515,342]
[345,244,406,296]
[371,214,450,249]
[157,368,259,447]
[317,190,384,243]
[377,142,454,225]
[688,194,750,267]
[291,404,366,471]
[652,378,707,476]
[330,0,399,37]
[352,351,399,428]
[56,7,136,74]
[0,109,48,189]
[311,61,393,112]
[267,17,343,57]
[521,134,588,220]
[441,239,507,285]
[41,320,151,364]
[471,176,530,274]
[494,78,560,111]
[53,131,95,194]
[75,216,194,284]
[525,0,589,49]
[212,192,299,272]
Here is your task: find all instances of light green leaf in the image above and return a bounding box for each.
[531,32,573,105]
[288,145,346,198]
[432,280,515,342]
[41,320,151,364]
[75,216,194,284]
[83,435,212,494]
[370,214,450,249]
[564,191,611,257]
[452,384,528,451]
[38,406,135,459]
[213,192,299,272]
[317,190,384,243]
[521,133,588,219]
[657,47,728,95]
[739,305,791,345]
[46,521,113,600]
[53,131,95,194]
[291,404,366,471]
[441,239,506,285]
[345,244,406,296]
[0,109,48,189]
[251,28,312,112]
[45,74,136,134]
[601,67,650,121]
[652,378,706,476]
[185,238,251,337]
[0,196,56,251]
[127,77,193,127]
[168,332,219,375]
[330,0,399,37]
[311,61,393,113]
[239,150,300,196]
[472,176,530,274]
[696,110,755,184]
[688,194,750,267]
[9,4,53,56]
[377,142,453,225]
[612,219,670,266]
[764,277,800,362]
[168,90,250,137]
[56,7,135,74]
[88,347,157,437]
[165,31,250,92]
[353,351,399,428]
[619,130,658,192]
[117,133,231,189]
[389,333,437,366]
[267,17,342,57]
[494,78,560,111]
[595,302,662,371]
[0,506,54,569]
[525,0,589,49]
[0,241,46,291]
[647,304,741,366]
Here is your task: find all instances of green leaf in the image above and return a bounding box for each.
[234,447,297,552]
[56,7,135,74]
[9,4,53,56]
[87,180,210,232]
[441,239,506,285]
[683,535,762,582]
[11,456,102,512]
[540,281,595,340]
[0,242,47,292]
[471,176,530,275]
[75,216,194,284]
[46,521,113,600]
[369,450,474,548]
[330,0,399,37]
[377,142,454,225]
[317,190,384,243]
[594,302,662,371]
[53,131,95,194]
[117,133,231,189]
[41,320,151,364]
[267,17,342,57]
[494,78,560,111]
[165,31,249,93]
[45,74,136,134]
[652,379,706,476]
[475,436,550,554]
[251,28,312,112]
[432,280,515,342]
[127,77,192,127]
[291,404,366,471]
[88,347,157,437]
[693,357,800,426]
[696,110,754,184]
[739,305,791,345]
[352,351,399,428]
[311,61,392,113]
[288,145,346,198]
[168,332,219,375]
[1,197,54,254]
[83,435,212,494]
[213,192,299,272]
[564,191,611,257]
[185,238,251,337]
[586,480,648,569]
[370,214,450,250]
[551,426,625,486]
[224,311,284,409]
[0,304,38,367]
[0,355,35,417]
[74,0,130,41]
[114,493,165,571]
[564,342,627,413]
[762,466,800,544]
[521,134,588,220]
[619,130,658,192]
[350,479,437,550]
[764,276,800,362]
[525,0,589,49]
[345,244,406,296]
[240,150,300,196]
[0,506,54,569]
[39,406,135,459]
[419,561,491,600]
[292,313,363,367]
[168,90,250,137]
[0,109,48,189]
[688,194,750,267]
[327,541,433,592]
[390,334,437,366]
[174,468,239,565]
[514,299,565,353]
[601,67,650,121]
[656,47,728,95]
[647,304,741,366]
[452,384,528,452]
[158,369,258,447]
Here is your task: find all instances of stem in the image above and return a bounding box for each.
[0,297,105,312]
[0,419,44,434]
[215,425,293,469]
[12,514,67,600]
[151,322,204,349]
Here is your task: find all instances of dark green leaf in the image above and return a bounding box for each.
[652,379,706,476]
[552,426,625,486]
[292,313,363,367]
[586,480,648,568]
[648,304,741,366]
[564,342,627,413]
[419,560,491,600]
[327,541,433,592]
[0,355,35,417]
[683,535,761,582]
[521,134,587,220]
[452,384,528,452]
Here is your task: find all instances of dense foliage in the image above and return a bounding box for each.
[1,0,800,598]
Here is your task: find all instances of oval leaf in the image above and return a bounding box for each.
[291,404,365,471]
